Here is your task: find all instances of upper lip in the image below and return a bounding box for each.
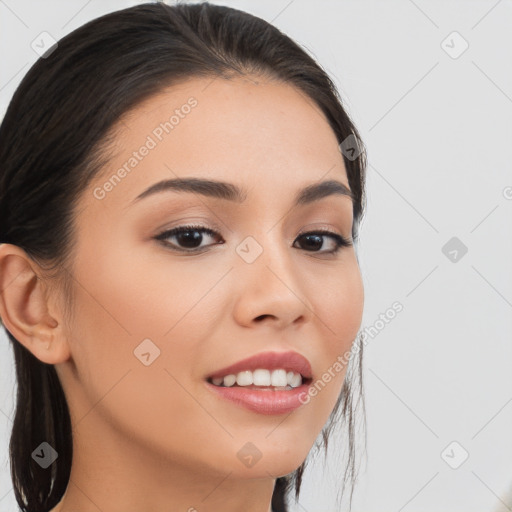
[207,350,313,380]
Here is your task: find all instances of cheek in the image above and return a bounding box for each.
[73,241,219,337]
[305,259,364,408]
[312,257,364,348]
[324,272,364,345]
[67,246,226,396]
[65,252,224,457]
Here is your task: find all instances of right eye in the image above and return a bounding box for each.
[154,224,224,252]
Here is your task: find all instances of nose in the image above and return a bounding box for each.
[231,234,313,330]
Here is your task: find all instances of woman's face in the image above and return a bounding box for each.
[56,75,364,480]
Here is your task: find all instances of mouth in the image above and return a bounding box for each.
[206,369,312,391]
[204,351,314,415]
[204,372,313,415]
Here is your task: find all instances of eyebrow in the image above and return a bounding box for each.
[130,177,354,207]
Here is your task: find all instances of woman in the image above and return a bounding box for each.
[0,2,367,511]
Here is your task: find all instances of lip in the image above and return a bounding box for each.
[206,350,313,380]
[205,381,311,415]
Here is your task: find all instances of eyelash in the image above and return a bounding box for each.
[154,224,352,255]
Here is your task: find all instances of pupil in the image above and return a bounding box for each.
[303,234,322,250]
[178,230,202,248]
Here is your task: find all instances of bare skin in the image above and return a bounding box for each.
[0,75,364,512]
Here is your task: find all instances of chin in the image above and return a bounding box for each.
[223,441,311,480]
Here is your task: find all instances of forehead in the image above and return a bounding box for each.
[86,75,349,212]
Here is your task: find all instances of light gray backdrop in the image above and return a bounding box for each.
[0,1,511,511]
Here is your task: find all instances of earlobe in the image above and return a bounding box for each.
[0,243,69,364]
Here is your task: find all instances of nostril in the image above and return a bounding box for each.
[254,314,273,322]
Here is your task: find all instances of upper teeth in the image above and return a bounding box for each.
[211,369,303,388]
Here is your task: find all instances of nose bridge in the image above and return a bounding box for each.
[232,227,311,326]
[236,227,292,285]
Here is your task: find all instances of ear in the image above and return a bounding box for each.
[0,243,70,364]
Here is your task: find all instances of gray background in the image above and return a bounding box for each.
[1,1,511,511]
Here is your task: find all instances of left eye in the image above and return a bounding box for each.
[293,229,352,254]
[155,225,352,254]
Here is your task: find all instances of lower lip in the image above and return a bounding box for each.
[205,381,311,415]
